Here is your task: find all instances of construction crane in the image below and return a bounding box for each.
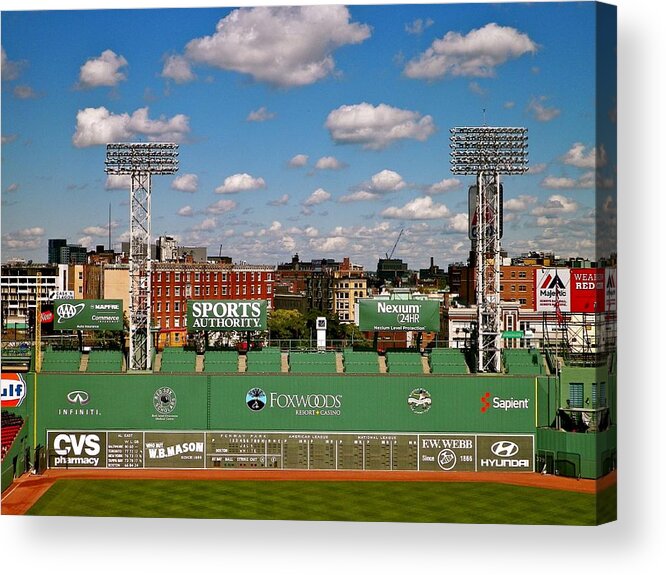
[386,229,404,259]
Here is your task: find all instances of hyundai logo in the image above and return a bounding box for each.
[67,390,90,405]
[491,441,519,457]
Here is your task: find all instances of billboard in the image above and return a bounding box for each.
[186,300,267,331]
[536,268,610,313]
[358,299,440,332]
[535,269,570,313]
[53,299,123,330]
[1,372,26,408]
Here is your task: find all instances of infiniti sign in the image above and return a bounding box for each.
[67,390,90,405]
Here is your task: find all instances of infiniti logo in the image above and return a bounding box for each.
[491,441,519,457]
[67,390,90,405]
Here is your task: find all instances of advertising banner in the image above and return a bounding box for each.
[186,300,267,331]
[47,430,107,468]
[358,299,440,332]
[569,269,605,313]
[53,299,123,331]
[1,372,27,408]
[534,269,570,313]
[605,268,617,313]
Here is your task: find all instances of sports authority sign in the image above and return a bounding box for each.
[186,300,267,331]
[53,299,123,330]
[358,299,440,332]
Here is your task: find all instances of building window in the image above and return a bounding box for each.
[206,287,210,296]
[267,285,272,294]
[222,286,227,296]
[195,273,200,282]
[519,285,527,292]
[175,286,180,296]
[175,272,180,282]
[569,382,584,408]
[174,317,180,328]
[519,271,527,278]
[165,302,170,312]
[174,302,180,312]
[195,286,200,296]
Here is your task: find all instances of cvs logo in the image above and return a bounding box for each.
[53,433,101,456]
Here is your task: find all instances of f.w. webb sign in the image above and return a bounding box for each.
[186,300,267,331]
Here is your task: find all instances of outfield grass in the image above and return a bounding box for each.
[26,480,616,525]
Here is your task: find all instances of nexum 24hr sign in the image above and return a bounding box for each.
[54,299,123,331]
[187,300,267,331]
[358,299,440,332]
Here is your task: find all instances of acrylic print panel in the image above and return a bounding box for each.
[0,1,616,526]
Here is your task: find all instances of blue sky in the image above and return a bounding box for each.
[1,1,616,270]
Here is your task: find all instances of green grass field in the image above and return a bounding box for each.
[26,480,617,525]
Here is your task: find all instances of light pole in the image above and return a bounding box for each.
[105,143,179,370]
[450,126,528,372]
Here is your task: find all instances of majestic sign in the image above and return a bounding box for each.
[536,268,610,313]
[186,300,267,331]
[358,299,440,332]
[535,269,570,313]
[53,299,123,331]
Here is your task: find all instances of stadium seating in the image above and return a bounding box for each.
[86,350,124,373]
[245,348,283,373]
[502,348,544,375]
[288,351,338,374]
[159,348,198,373]
[40,349,82,372]
[428,348,469,375]
[1,412,24,461]
[203,351,239,373]
[342,349,380,374]
[385,351,425,374]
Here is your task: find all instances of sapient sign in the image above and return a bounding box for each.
[358,299,440,332]
[187,300,267,331]
[54,299,123,331]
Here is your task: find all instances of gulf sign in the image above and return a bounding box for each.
[1,372,26,408]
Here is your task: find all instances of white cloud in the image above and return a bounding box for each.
[14,85,38,99]
[366,169,407,193]
[381,196,450,220]
[504,194,537,211]
[325,102,435,149]
[426,178,461,194]
[171,173,199,193]
[339,190,380,203]
[404,22,537,80]
[1,47,23,82]
[82,225,110,236]
[562,143,607,169]
[206,199,238,214]
[193,217,218,231]
[288,154,309,168]
[18,227,45,237]
[77,49,128,89]
[315,156,346,170]
[447,213,468,233]
[177,205,195,217]
[184,5,370,87]
[2,134,18,144]
[2,226,45,250]
[105,174,132,190]
[304,188,331,206]
[247,106,276,122]
[5,183,19,193]
[72,106,190,147]
[528,96,560,122]
[405,18,434,36]
[215,173,266,194]
[531,194,578,217]
[528,163,547,174]
[268,194,290,206]
[161,54,195,84]
[541,175,577,189]
[309,236,349,252]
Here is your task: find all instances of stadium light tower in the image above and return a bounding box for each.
[105,143,179,371]
[450,127,528,372]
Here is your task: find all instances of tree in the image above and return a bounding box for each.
[267,309,308,341]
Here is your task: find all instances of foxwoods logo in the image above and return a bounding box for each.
[246,388,342,416]
[480,392,529,413]
[408,388,432,414]
[153,387,177,416]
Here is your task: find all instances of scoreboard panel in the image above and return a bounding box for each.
[46,430,534,473]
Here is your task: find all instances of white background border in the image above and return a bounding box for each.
[1,0,663,573]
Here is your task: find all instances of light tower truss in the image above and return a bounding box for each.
[105,143,179,371]
[450,127,528,372]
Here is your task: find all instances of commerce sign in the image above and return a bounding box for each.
[53,299,123,331]
[358,299,440,332]
[186,300,267,331]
